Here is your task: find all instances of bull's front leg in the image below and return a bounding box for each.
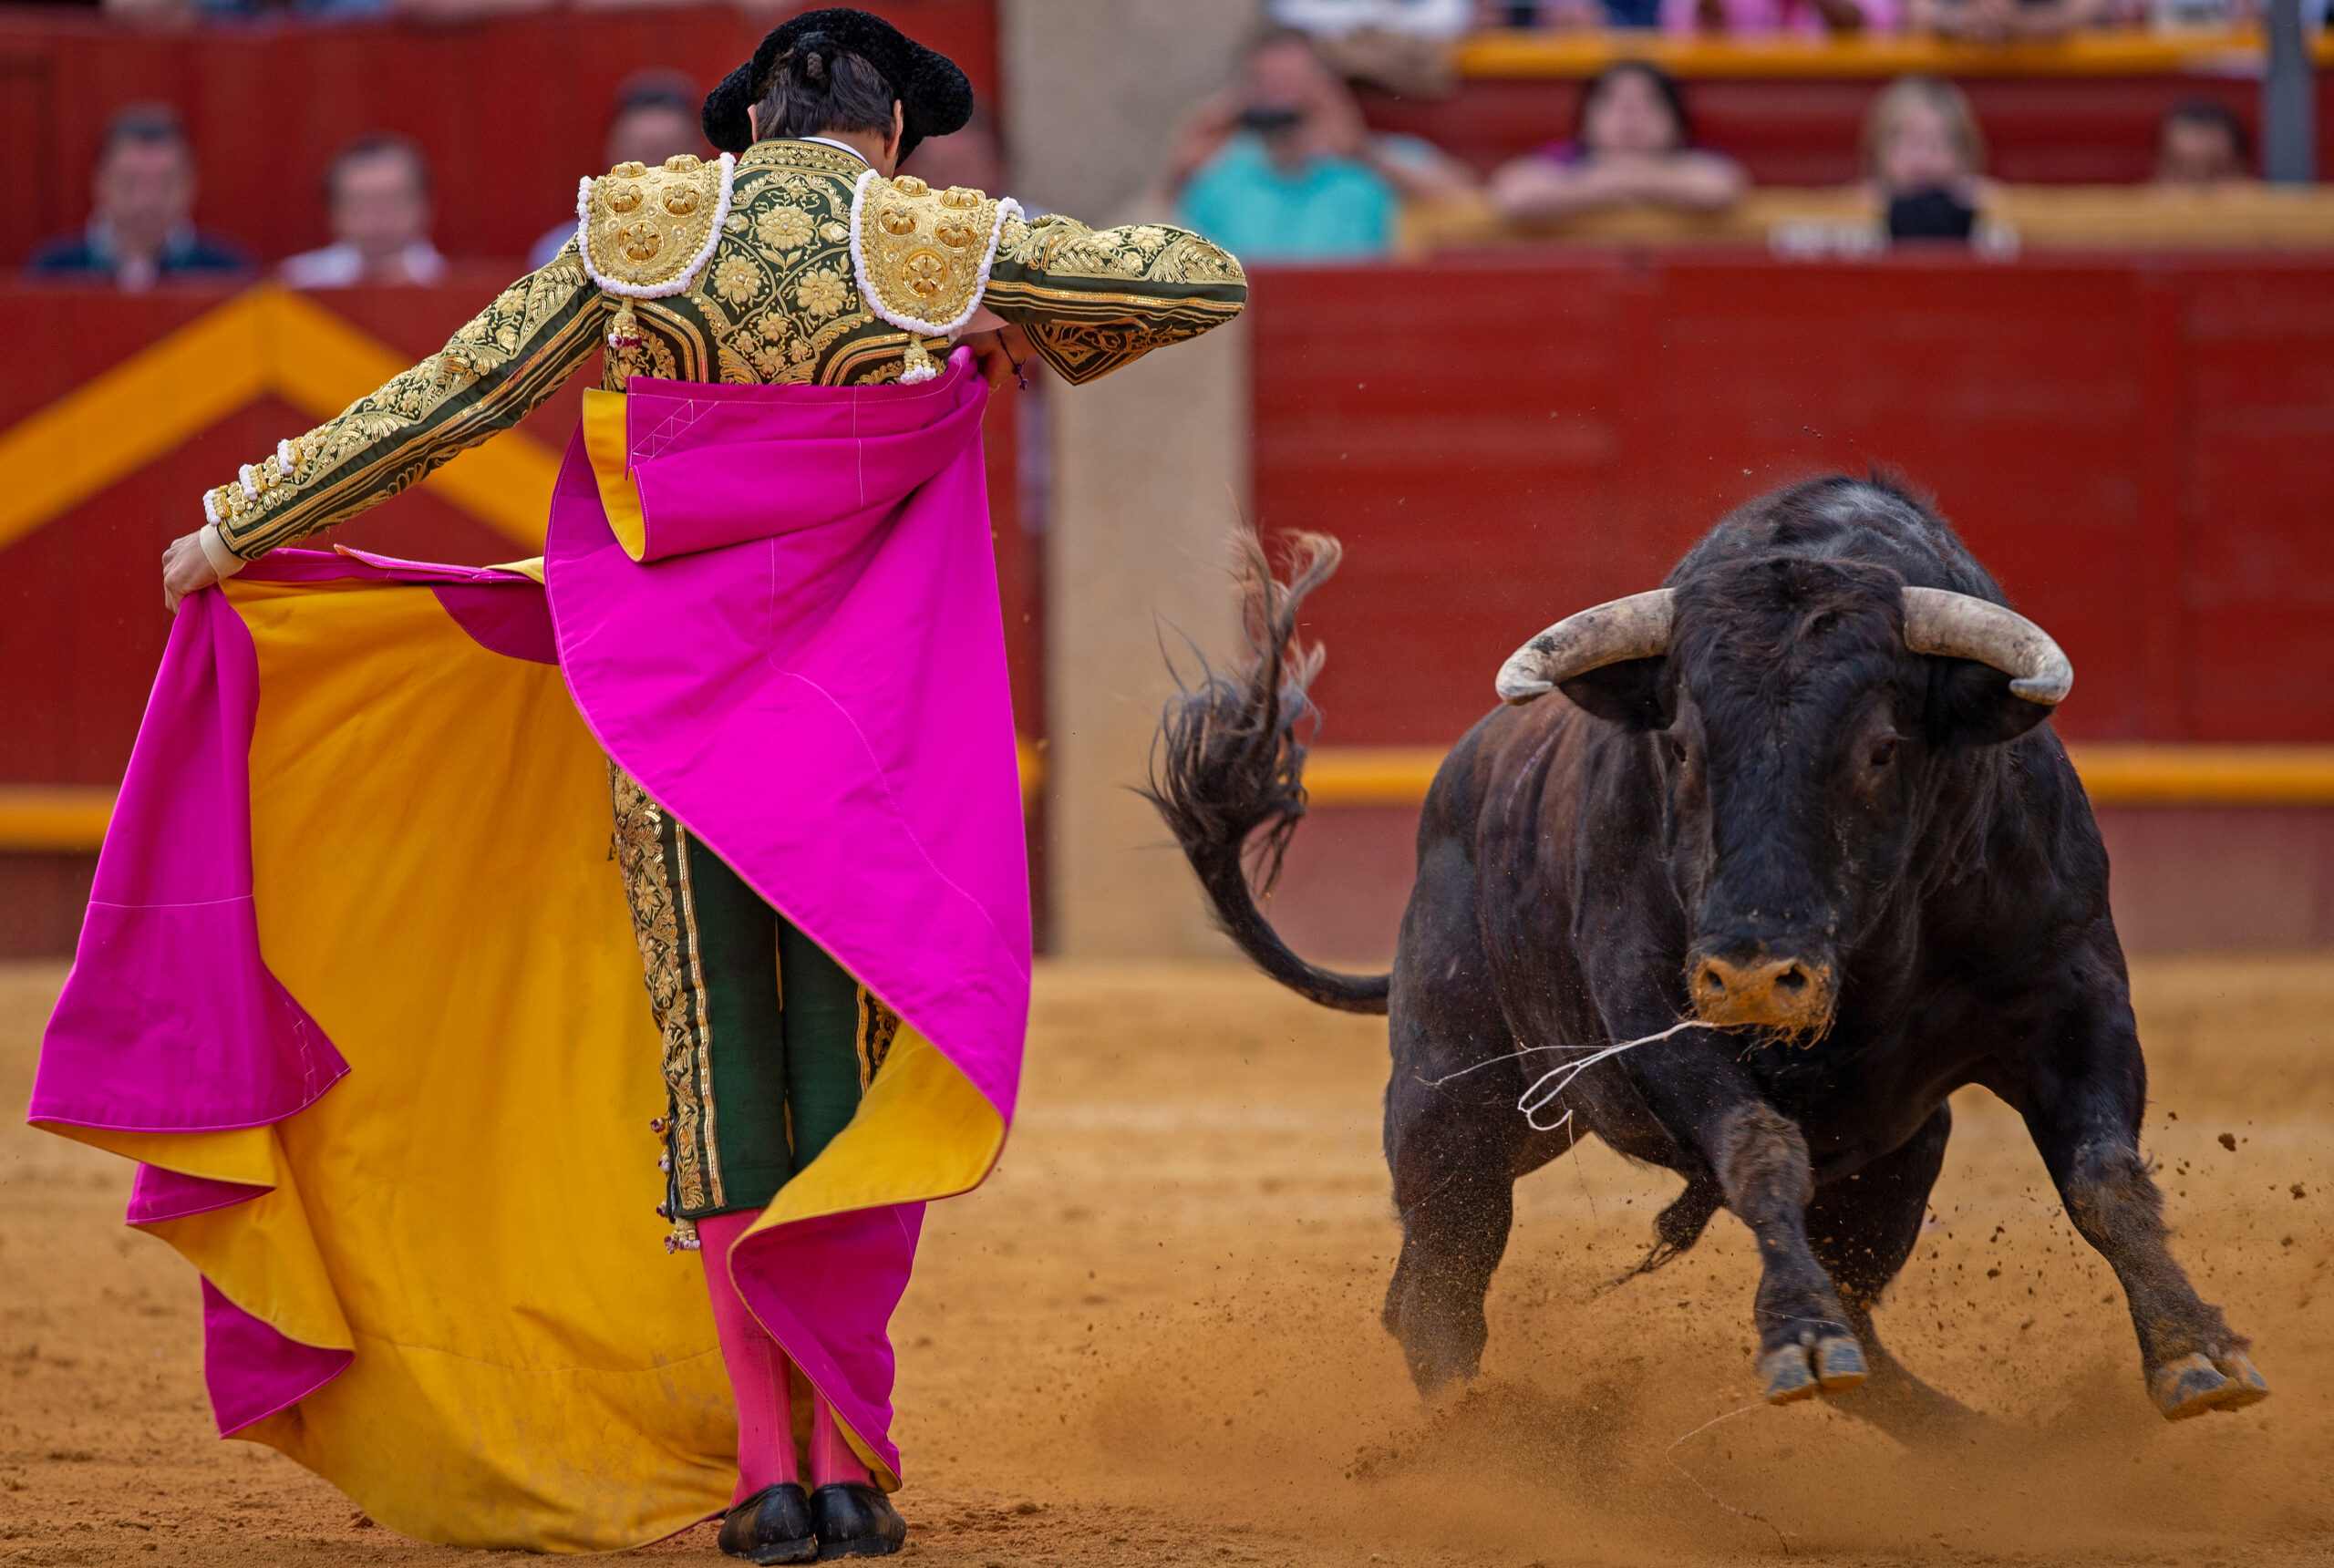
[1609,1038,1867,1405]
[2005,968,2269,1420]
[1709,1100,1872,1404]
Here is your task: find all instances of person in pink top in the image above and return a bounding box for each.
[1489,62,1747,223]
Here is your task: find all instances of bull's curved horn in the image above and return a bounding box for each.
[1495,590,1675,706]
[1900,587,2073,706]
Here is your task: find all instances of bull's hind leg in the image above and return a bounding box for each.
[2008,977,2268,1420]
[1379,837,1548,1397]
[1807,1105,1986,1440]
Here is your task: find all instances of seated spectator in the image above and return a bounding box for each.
[1667,0,1897,36]
[2153,100,2254,187]
[529,70,705,270]
[1907,0,2105,42]
[1487,62,1746,224]
[1860,76,1994,240]
[26,105,248,291]
[1165,28,1475,261]
[283,135,445,289]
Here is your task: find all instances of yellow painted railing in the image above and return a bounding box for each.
[1454,27,2334,79]
[11,744,2333,854]
[1301,743,2334,808]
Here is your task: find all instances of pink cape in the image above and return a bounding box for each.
[30,346,1028,1512]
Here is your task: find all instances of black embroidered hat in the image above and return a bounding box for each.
[701,7,974,163]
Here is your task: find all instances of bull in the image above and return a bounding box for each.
[1147,476,2267,1429]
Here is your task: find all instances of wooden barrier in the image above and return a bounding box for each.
[1249,252,2334,749]
[1360,29,2334,185]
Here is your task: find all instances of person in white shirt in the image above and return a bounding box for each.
[281,134,447,290]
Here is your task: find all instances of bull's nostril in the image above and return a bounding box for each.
[1695,964,1725,995]
[1774,966,1807,995]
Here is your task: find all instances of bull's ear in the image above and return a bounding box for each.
[1559,655,1670,731]
[1926,657,2054,748]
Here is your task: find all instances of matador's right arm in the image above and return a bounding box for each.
[197,245,604,566]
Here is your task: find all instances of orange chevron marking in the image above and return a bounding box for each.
[0,284,560,553]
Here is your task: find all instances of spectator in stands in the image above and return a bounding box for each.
[283,135,446,288]
[2153,100,2254,186]
[1667,0,1898,35]
[1489,0,1666,26]
[1165,27,1474,261]
[1861,76,1994,240]
[1907,0,2105,42]
[529,71,706,270]
[26,105,248,291]
[1487,61,1745,223]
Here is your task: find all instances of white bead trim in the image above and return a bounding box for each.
[574,153,738,301]
[238,463,261,501]
[848,167,1022,340]
[201,489,222,527]
[276,439,296,478]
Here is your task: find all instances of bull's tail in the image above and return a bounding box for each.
[1141,531,1391,1016]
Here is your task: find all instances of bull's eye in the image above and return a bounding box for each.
[1869,738,1899,769]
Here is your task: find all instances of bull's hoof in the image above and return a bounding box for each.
[2150,1348,2270,1421]
[1813,1335,1869,1393]
[1760,1336,1867,1405]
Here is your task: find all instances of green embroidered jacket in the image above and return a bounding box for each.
[201,139,1246,561]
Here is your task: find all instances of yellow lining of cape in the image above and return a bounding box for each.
[59,572,1014,1545]
[581,389,648,562]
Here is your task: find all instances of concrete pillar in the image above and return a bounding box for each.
[999,0,1258,955]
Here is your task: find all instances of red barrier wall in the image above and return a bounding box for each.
[1250,251,2334,751]
[1360,72,2334,185]
[0,2,997,268]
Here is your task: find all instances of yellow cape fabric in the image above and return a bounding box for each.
[46,573,1011,1550]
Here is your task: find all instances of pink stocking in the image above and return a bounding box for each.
[697,1212,797,1501]
[810,1394,873,1489]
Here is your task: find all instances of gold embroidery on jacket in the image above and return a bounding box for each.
[855,986,902,1090]
[582,154,726,294]
[853,173,1005,334]
[609,765,722,1214]
[202,138,1245,554]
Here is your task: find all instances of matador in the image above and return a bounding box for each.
[41,8,1244,1563]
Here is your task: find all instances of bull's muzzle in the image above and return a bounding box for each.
[1688,949,1835,1035]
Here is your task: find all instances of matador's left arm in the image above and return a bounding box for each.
[850,175,1246,388]
[197,245,604,565]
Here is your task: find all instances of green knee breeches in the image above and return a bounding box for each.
[610,767,899,1225]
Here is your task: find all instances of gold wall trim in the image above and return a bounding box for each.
[1299,744,2334,810]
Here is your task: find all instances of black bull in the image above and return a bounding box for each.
[1146,476,2267,1431]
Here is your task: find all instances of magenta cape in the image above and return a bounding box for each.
[27,349,1028,1550]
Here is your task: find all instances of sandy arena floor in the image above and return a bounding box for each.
[3,955,2330,1566]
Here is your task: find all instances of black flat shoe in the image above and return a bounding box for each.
[810,1481,906,1559]
[718,1482,819,1564]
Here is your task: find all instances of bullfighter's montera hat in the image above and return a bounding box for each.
[701,6,974,163]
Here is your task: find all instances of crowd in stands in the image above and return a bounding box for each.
[15,13,2304,285]
[1155,26,2276,260]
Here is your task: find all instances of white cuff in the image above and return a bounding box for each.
[198,522,249,581]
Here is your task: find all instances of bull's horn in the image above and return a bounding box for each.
[1900,587,2073,706]
[1495,590,1675,706]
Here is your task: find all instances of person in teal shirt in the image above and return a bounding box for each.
[1162,28,1472,262]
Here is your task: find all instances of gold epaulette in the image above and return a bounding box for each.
[576,152,736,299]
[849,172,1019,379]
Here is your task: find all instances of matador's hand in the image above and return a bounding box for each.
[162,530,219,614]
